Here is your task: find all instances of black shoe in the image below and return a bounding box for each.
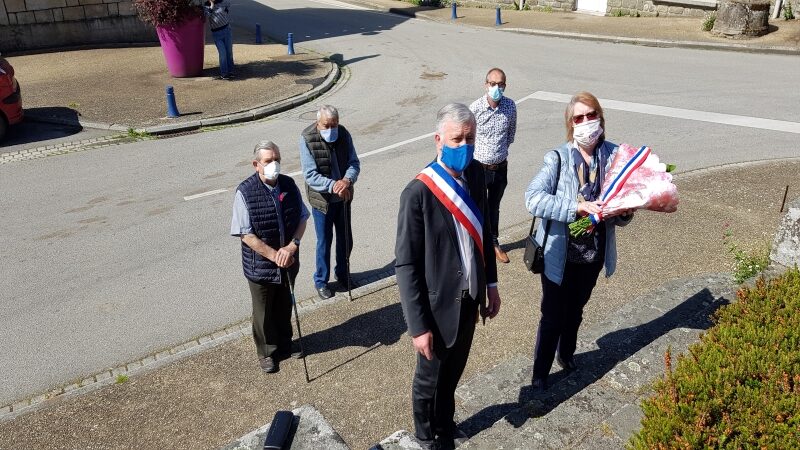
[452,428,469,447]
[334,274,354,289]
[259,356,278,373]
[276,344,304,360]
[531,376,548,391]
[317,285,334,299]
[556,355,578,372]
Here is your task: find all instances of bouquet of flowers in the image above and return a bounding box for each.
[569,144,679,237]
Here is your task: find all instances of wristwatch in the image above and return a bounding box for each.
[292,238,301,247]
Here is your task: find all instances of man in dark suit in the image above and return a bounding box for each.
[395,103,501,450]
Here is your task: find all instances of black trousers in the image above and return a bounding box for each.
[247,279,293,359]
[532,261,603,379]
[412,297,477,446]
[482,163,508,246]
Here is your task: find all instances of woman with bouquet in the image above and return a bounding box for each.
[524,92,634,391]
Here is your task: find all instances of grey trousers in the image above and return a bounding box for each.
[247,279,293,359]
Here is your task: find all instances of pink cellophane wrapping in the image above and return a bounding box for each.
[600,144,679,216]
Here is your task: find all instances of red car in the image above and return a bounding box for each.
[0,55,23,141]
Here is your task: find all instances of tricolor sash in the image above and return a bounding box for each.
[416,162,484,253]
[590,145,651,225]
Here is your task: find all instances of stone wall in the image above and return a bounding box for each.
[609,0,716,17]
[534,0,577,11]
[0,0,156,53]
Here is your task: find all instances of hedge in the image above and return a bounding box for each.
[629,268,800,449]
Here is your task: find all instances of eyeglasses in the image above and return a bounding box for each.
[572,111,598,124]
[487,81,506,88]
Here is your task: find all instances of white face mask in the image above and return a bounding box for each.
[262,161,280,181]
[573,119,603,148]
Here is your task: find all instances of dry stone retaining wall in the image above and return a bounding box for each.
[0,0,155,52]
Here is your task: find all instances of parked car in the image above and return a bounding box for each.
[0,54,23,142]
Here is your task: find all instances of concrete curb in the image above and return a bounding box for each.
[354,1,800,56]
[500,27,800,55]
[0,265,394,423]
[23,61,341,135]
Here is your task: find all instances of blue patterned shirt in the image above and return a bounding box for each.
[469,95,517,165]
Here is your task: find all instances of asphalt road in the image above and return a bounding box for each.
[1,0,799,406]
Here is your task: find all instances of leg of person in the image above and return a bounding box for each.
[248,280,279,372]
[433,299,477,449]
[532,272,569,383]
[557,261,604,365]
[412,337,444,445]
[485,165,509,263]
[312,207,334,298]
[212,28,228,78]
[224,26,234,76]
[274,277,295,359]
[332,201,350,284]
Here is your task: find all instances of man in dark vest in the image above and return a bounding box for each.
[231,141,310,373]
[299,105,361,300]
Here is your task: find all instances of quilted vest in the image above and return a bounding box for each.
[237,173,302,284]
[301,122,352,213]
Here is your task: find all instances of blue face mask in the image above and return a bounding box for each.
[320,126,338,143]
[440,143,474,173]
[488,85,503,102]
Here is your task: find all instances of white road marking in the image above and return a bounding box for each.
[525,91,800,134]
[308,0,369,10]
[190,91,799,200]
[183,189,228,201]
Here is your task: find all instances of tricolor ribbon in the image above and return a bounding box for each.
[416,162,484,253]
[588,145,651,227]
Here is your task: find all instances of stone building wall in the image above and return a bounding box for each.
[0,0,156,53]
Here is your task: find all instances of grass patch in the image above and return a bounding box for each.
[115,374,129,384]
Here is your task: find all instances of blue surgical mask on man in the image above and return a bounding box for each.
[488,85,503,102]
[320,126,339,143]
[440,143,474,173]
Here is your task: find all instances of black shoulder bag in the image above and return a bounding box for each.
[523,151,561,274]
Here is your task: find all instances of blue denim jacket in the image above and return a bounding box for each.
[524,141,632,285]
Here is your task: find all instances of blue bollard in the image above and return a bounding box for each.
[451,2,457,19]
[166,85,180,118]
[255,23,262,44]
[287,32,295,55]
[495,7,501,26]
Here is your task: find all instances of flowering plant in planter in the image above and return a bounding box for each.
[134,0,206,77]
[133,0,204,27]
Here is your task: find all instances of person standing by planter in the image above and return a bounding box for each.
[205,0,235,79]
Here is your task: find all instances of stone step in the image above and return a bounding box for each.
[221,404,349,450]
[457,274,736,449]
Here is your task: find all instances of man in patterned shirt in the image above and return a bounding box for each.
[469,68,517,263]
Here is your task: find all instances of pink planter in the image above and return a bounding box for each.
[156,15,205,78]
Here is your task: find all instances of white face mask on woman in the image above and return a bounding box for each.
[573,119,603,148]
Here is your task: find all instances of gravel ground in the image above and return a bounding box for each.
[6,27,331,128]
[0,160,797,450]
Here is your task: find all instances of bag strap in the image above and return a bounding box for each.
[529,150,562,239]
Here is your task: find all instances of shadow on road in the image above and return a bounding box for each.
[0,108,83,149]
[458,287,729,437]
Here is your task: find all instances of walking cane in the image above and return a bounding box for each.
[285,269,310,383]
[343,198,353,302]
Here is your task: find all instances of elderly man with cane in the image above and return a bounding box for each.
[396,103,501,449]
[231,141,309,374]
[300,105,361,300]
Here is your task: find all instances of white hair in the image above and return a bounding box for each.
[253,140,279,158]
[436,103,475,134]
[316,105,339,121]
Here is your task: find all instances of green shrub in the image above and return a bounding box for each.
[629,268,800,448]
[784,1,795,20]
[702,13,716,31]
